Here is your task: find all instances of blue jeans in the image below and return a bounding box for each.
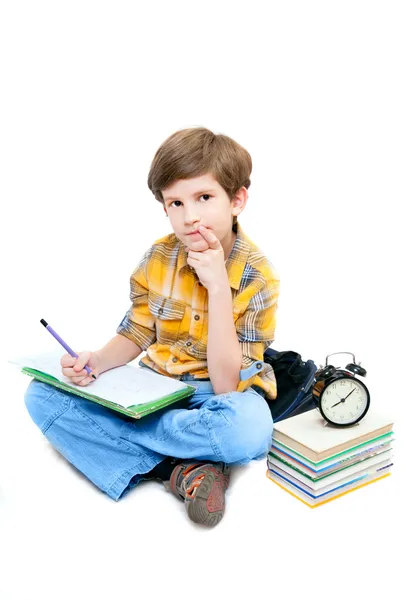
[24,365,273,501]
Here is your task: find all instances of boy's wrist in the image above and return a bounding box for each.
[94,334,143,374]
[94,350,106,374]
[207,279,230,296]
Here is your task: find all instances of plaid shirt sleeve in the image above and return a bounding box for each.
[235,276,280,393]
[116,249,157,351]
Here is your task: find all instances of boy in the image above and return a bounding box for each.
[24,127,280,528]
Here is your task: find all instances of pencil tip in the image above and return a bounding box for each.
[92,374,97,380]
[40,319,48,327]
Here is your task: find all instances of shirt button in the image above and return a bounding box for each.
[172,357,178,362]
[194,315,200,321]
[256,362,262,369]
[158,308,163,314]
[186,342,192,346]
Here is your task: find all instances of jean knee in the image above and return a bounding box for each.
[24,380,70,432]
[218,391,274,463]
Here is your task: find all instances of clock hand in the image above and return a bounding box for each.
[342,388,356,401]
[330,388,356,409]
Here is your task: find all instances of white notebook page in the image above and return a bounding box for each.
[9,351,196,408]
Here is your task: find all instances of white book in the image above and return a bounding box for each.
[272,408,394,462]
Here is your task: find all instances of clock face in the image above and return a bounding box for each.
[320,377,369,425]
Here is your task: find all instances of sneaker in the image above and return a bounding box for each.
[165,460,230,527]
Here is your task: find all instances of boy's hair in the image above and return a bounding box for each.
[147,127,252,233]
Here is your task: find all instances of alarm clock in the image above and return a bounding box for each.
[312,352,370,427]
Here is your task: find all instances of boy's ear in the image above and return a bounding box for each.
[231,186,248,216]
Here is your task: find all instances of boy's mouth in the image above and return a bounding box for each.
[186,227,211,236]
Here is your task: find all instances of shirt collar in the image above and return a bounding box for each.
[178,222,251,290]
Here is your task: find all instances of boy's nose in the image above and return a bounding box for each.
[184,214,201,226]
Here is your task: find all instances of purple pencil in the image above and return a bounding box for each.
[40,319,97,379]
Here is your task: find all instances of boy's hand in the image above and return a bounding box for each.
[185,225,228,292]
[60,351,102,386]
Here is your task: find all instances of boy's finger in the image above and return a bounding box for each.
[64,367,86,378]
[75,353,90,370]
[197,225,221,249]
[60,355,75,367]
[75,368,88,376]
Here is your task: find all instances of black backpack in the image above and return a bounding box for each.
[263,348,318,422]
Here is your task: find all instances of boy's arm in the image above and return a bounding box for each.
[95,334,143,374]
[207,274,280,395]
[207,282,242,394]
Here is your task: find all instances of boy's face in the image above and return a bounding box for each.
[161,172,247,254]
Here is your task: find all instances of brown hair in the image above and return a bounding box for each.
[147,127,252,233]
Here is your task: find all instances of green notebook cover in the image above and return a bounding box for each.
[21,367,197,419]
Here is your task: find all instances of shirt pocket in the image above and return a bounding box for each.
[148,291,186,342]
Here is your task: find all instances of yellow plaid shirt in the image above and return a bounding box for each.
[116,222,280,400]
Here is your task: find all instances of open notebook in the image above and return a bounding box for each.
[10,351,197,419]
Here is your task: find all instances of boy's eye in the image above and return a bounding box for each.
[169,194,212,208]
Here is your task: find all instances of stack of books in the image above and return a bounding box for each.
[267,408,394,508]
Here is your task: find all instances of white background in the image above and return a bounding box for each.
[1,1,405,599]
